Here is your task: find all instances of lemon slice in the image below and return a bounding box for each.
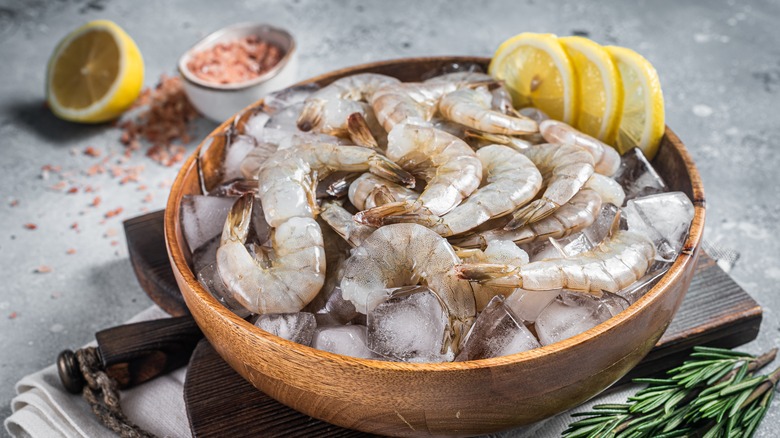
[46,20,144,123]
[559,36,622,145]
[489,33,577,124]
[604,46,665,158]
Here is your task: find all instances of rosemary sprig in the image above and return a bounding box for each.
[562,346,778,438]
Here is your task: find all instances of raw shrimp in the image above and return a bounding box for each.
[364,145,542,237]
[506,143,595,229]
[348,173,418,211]
[355,124,483,224]
[320,200,375,247]
[456,218,656,294]
[584,173,626,207]
[296,73,400,135]
[438,87,538,135]
[452,188,603,249]
[370,72,493,132]
[216,194,326,313]
[341,223,476,348]
[256,142,414,227]
[540,120,621,176]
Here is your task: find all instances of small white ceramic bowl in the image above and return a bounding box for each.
[178,23,298,122]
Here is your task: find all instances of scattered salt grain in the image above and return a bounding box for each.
[35,265,52,273]
[24,223,37,230]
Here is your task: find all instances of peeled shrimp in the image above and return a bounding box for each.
[348,173,418,211]
[256,142,414,227]
[216,194,326,313]
[356,124,483,224]
[341,223,476,348]
[506,143,595,229]
[364,145,542,237]
[320,200,375,248]
[296,73,400,136]
[452,188,603,249]
[370,72,493,132]
[540,120,621,176]
[438,87,538,135]
[456,227,656,294]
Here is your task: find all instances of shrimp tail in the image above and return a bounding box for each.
[505,199,558,229]
[608,209,622,238]
[455,263,520,284]
[464,130,532,152]
[347,112,380,150]
[353,201,419,227]
[296,100,323,131]
[367,156,416,188]
[221,193,253,244]
[448,233,489,250]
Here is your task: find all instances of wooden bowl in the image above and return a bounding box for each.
[165,56,706,437]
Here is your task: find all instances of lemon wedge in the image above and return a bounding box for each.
[559,36,623,145]
[604,46,665,158]
[46,20,144,123]
[489,33,577,124]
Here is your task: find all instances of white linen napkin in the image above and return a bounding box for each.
[4,304,640,438]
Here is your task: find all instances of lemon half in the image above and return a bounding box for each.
[559,36,623,144]
[604,46,665,158]
[46,20,144,123]
[489,33,578,124]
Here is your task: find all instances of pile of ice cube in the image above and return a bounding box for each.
[180,84,695,363]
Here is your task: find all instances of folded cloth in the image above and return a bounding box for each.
[4,305,639,438]
[5,306,191,438]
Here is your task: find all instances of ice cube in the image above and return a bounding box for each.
[367,287,453,362]
[304,286,360,326]
[456,296,541,361]
[581,203,621,245]
[504,289,561,323]
[535,291,616,345]
[254,312,316,346]
[618,262,671,304]
[624,192,695,262]
[192,235,220,273]
[263,83,320,113]
[266,102,305,131]
[312,325,376,359]
[222,135,257,182]
[613,147,668,201]
[197,263,251,318]
[181,195,237,252]
[241,111,270,140]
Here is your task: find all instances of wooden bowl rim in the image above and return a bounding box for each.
[165,56,706,372]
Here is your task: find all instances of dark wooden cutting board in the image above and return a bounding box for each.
[124,211,762,437]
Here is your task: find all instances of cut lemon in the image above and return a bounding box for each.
[489,33,577,124]
[559,36,622,145]
[604,46,665,158]
[46,20,143,123]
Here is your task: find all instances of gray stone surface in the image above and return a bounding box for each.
[1,0,779,436]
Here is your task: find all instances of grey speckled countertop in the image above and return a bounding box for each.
[1,0,779,436]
